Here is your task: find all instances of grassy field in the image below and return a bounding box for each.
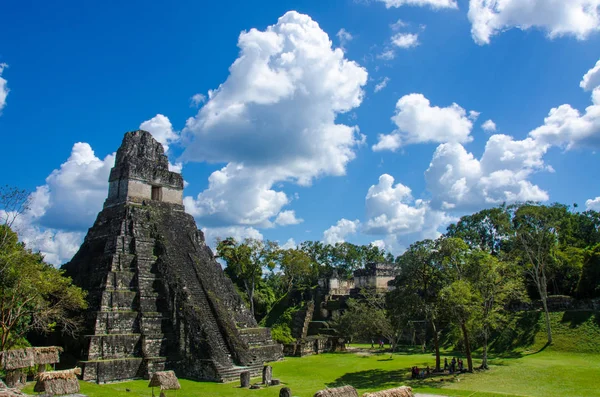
[21,311,600,397]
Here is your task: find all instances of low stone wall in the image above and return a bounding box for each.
[509,297,600,312]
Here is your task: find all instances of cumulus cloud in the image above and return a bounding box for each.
[581,59,600,91]
[391,33,420,48]
[468,0,600,45]
[586,196,600,210]
[274,210,303,226]
[528,88,600,149]
[373,93,474,151]
[425,136,549,211]
[323,218,360,244]
[201,226,264,248]
[482,119,497,132]
[375,0,458,9]
[139,114,179,153]
[0,63,9,112]
[37,143,115,231]
[281,238,297,249]
[364,174,427,235]
[374,77,390,93]
[1,143,115,265]
[183,11,367,229]
[363,174,451,245]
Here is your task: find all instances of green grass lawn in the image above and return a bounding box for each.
[21,347,600,397]
[21,311,600,397]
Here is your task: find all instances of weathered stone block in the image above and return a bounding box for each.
[262,365,272,385]
[240,371,250,388]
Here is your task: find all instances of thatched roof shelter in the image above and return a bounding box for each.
[0,346,62,370]
[148,371,181,391]
[33,346,63,365]
[0,348,34,371]
[33,368,81,395]
[362,386,414,397]
[314,385,359,397]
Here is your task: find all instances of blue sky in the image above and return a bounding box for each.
[1,0,600,265]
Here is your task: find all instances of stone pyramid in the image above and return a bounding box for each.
[62,131,282,383]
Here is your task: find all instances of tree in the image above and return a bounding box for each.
[440,279,477,373]
[335,289,400,356]
[216,238,278,318]
[0,224,87,351]
[511,204,566,345]
[446,206,512,256]
[389,239,447,371]
[465,251,525,369]
[576,244,600,298]
[277,248,318,293]
[1,186,30,253]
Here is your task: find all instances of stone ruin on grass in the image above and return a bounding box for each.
[62,130,283,383]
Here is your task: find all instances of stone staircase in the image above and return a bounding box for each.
[79,209,173,383]
[291,301,315,339]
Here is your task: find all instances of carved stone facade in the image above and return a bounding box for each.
[315,262,397,321]
[62,131,282,383]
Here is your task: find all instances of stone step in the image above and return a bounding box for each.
[85,334,142,360]
[80,357,145,383]
[100,290,138,311]
[93,311,139,334]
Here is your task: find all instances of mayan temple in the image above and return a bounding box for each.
[62,130,283,383]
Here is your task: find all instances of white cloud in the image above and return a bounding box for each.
[528,88,600,149]
[323,218,360,244]
[37,143,115,231]
[581,59,600,91]
[337,28,353,51]
[190,93,207,107]
[182,11,367,229]
[364,174,427,235]
[374,77,390,93]
[376,0,458,9]
[362,174,454,253]
[377,49,396,60]
[274,210,303,226]
[201,226,264,248]
[391,33,420,48]
[0,63,9,112]
[425,136,549,211]
[586,196,600,210]
[482,119,497,132]
[390,19,408,30]
[373,93,474,151]
[469,110,481,121]
[183,163,289,228]
[468,0,600,45]
[281,238,297,249]
[139,114,179,153]
[1,143,114,265]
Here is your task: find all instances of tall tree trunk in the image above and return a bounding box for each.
[460,322,473,372]
[481,331,488,370]
[541,296,552,345]
[432,320,441,372]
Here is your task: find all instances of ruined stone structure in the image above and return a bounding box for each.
[315,262,397,320]
[62,131,282,383]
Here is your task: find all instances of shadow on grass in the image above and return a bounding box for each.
[561,311,593,328]
[489,311,542,357]
[326,368,459,391]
